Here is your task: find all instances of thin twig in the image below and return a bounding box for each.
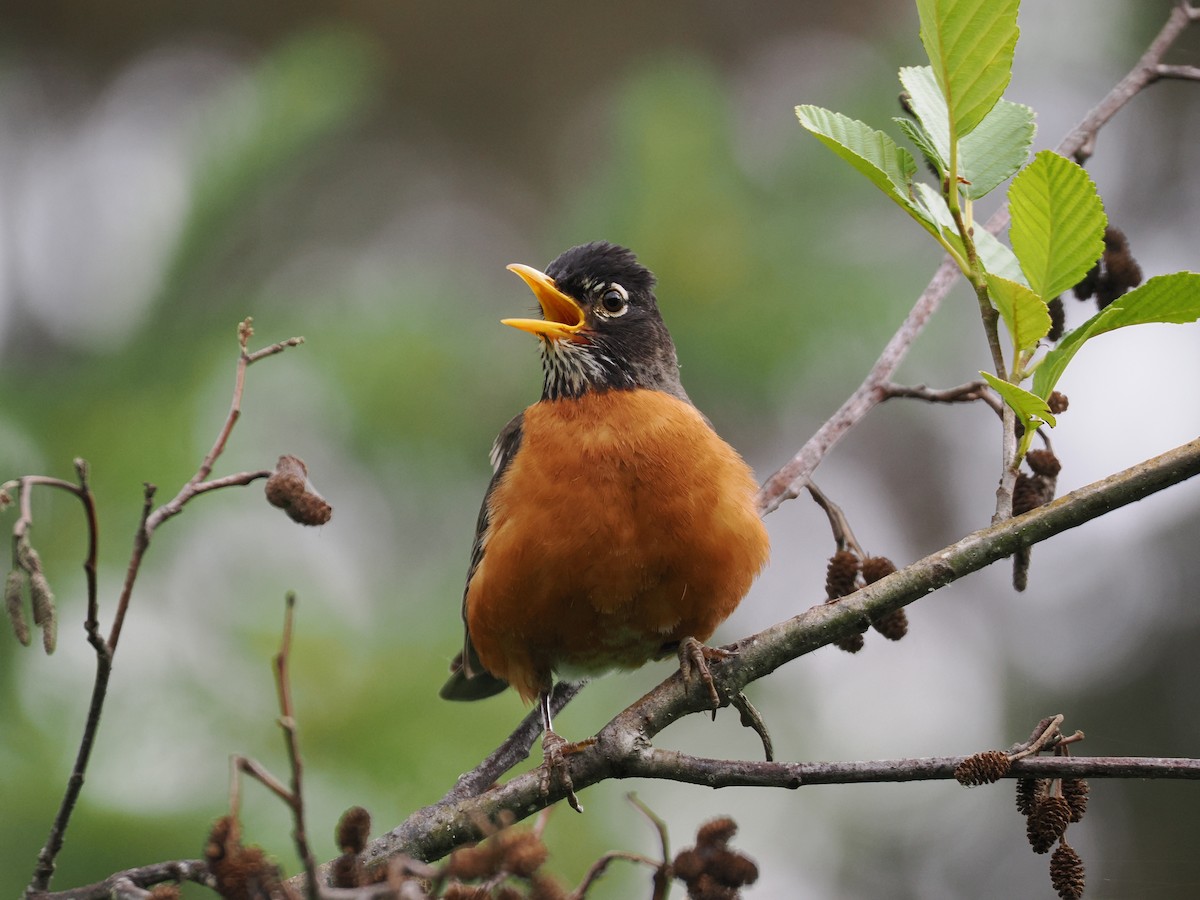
[275,594,321,900]
[1154,63,1200,79]
[233,755,294,809]
[805,482,863,556]
[570,852,663,900]
[729,692,774,762]
[25,861,214,900]
[882,380,1056,455]
[23,467,105,894]
[880,380,996,409]
[106,485,155,653]
[228,596,320,899]
[144,322,303,534]
[24,321,303,896]
[1008,714,1066,761]
[626,793,673,900]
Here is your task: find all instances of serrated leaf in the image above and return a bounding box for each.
[899,66,951,164]
[913,181,954,230]
[975,229,1026,285]
[987,274,1051,351]
[981,370,1057,457]
[898,66,1033,200]
[795,106,927,222]
[912,182,969,261]
[980,371,1056,427]
[960,99,1035,199]
[912,183,1024,281]
[916,0,1020,139]
[1009,150,1107,300]
[1033,272,1200,398]
[894,116,944,177]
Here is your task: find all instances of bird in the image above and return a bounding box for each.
[440,241,770,809]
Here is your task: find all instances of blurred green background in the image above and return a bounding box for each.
[2,2,1199,897]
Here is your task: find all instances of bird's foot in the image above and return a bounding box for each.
[678,637,735,710]
[540,730,584,813]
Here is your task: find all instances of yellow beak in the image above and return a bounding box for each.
[503,264,586,340]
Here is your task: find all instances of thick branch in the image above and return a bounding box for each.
[351,437,1200,874]
[443,680,585,802]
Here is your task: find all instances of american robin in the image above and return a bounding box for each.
[441,241,770,808]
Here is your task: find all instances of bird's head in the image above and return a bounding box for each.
[504,241,687,402]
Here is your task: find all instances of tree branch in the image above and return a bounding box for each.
[346,436,1200,877]
[27,862,213,900]
[620,751,1200,789]
[22,320,304,896]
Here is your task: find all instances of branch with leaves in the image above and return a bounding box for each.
[773,0,1200,521]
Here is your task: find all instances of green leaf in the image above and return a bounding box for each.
[913,182,954,230]
[987,274,1051,351]
[911,182,969,262]
[960,99,1035,199]
[1009,150,1107,300]
[795,105,927,222]
[975,228,1026,285]
[898,66,1033,199]
[1033,272,1200,398]
[981,370,1057,457]
[916,0,1020,139]
[898,66,950,165]
[911,183,1023,281]
[894,116,944,178]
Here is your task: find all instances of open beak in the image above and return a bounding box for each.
[503,264,586,341]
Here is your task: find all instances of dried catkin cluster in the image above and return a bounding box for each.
[954,722,1090,899]
[672,817,760,900]
[311,804,762,899]
[823,550,908,653]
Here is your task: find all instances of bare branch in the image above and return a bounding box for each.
[23,322,303,896]
[620,750,1200,789]
[275,594,321,900]
[24,861,213,900]
[1154,63,1200,80]
[880,379,1000,412]
[146,320,303,534]
[20,466,105,894]
[570,851,662,900]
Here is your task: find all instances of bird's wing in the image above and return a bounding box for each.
[439,411,525,701]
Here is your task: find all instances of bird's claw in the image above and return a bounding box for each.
[678,637,734,711]
[540,730,583,813]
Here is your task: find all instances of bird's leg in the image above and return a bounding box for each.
[678,636,735,710]
[539,689,583,813]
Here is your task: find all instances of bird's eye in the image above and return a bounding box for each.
[599,284,629,316]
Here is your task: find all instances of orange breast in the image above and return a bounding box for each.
[465,389,770,702]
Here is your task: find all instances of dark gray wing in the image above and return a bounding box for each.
[439,411,524,701]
